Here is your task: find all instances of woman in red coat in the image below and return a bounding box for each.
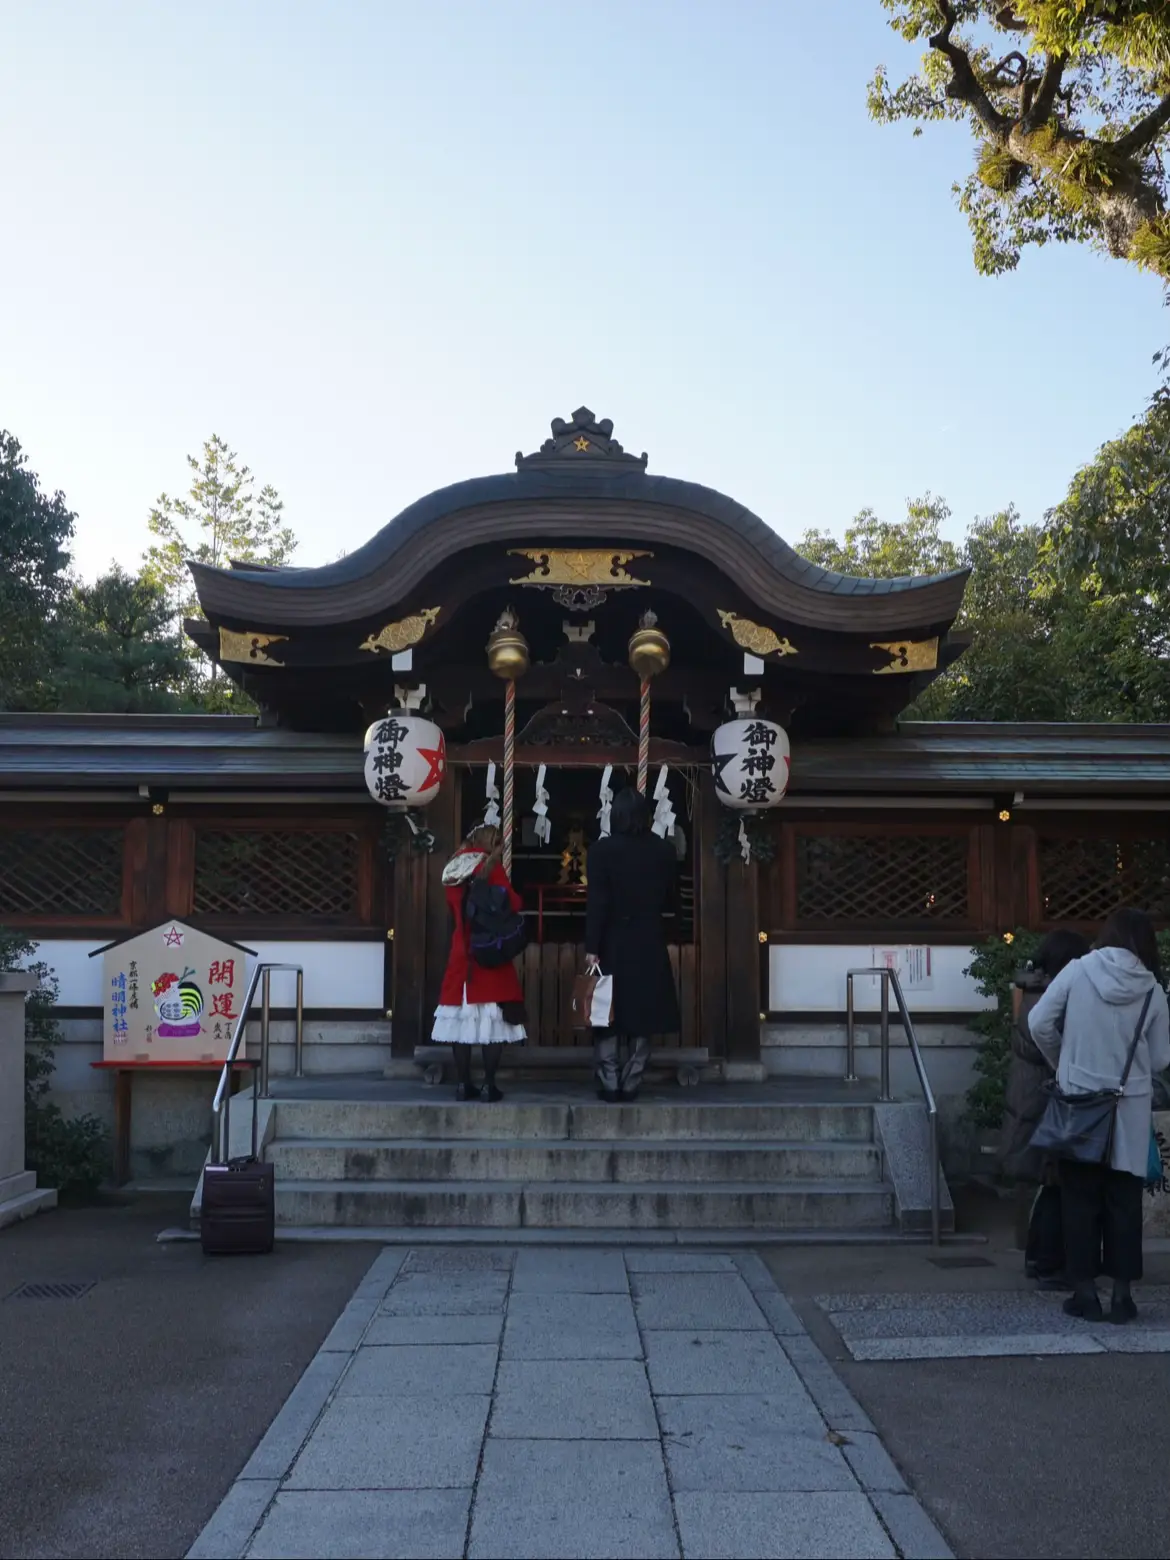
[432,824,527,1100]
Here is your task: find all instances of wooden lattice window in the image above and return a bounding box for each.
[193,830,361,919]
[1038,835,1170,923]
[0,828,125,919]
[795,830,970,926]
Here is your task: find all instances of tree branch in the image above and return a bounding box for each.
[930,0,1010,137]
[988,52,1029,88]
[1023,53,1066,131]
[1115,93,1170,157]
[994,5,1029,31]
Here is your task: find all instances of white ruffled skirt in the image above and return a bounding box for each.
[432,989,526,1046]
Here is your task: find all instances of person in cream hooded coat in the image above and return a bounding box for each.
[1029,908,1170,1322]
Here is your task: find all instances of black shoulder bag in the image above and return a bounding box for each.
[464,877,528,968]
[1030,988,1153,1165]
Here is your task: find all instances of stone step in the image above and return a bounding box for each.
[271,1099,875,1144]
[273,1179,895,1230]
[265,1137,883,1184]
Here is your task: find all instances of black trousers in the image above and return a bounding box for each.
[1025,1184,1065,1278]
[1061,1159,1144,1284]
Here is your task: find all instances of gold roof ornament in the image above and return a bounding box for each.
[509,549,651,588]
[870,638,939,674]
[218,629,288,666]
[486,607,530,680]
[359,608,441,655]
[717,611,797,658]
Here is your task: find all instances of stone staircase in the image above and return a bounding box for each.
[257,1095,926,1234]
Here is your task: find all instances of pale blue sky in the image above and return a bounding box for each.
[2,0,1164,580]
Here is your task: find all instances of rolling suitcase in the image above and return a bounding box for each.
[201,1067,275,1255]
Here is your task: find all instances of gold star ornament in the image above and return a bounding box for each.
[573,436,590,451]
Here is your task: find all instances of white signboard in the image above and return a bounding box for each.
[869,946,933,992]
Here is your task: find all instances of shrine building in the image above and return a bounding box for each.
[3,408,1170,1217]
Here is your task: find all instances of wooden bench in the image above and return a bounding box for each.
[412,1044,710,1088]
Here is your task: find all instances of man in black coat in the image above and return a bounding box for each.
[584,787,680,1101]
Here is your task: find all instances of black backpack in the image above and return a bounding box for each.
[464,878,528,968]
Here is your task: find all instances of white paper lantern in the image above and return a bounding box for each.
[710,718,790,810]
[363,714,446,807]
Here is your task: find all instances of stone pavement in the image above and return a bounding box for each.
[818,1283,1170,1360]
[188,1247,951,1560]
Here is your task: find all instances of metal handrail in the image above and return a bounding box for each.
[211,962,304,1165]
[845,966,941,1246]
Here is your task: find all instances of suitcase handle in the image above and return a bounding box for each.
[221,1060,260,1165]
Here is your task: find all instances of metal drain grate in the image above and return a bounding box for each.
[6,1281,96,1301]
[926,1256,994,1270]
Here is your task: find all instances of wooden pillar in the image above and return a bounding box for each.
[126,815,172,924]
[390,847,428,1059]
[725,853,761,1064]
[696,774,728,1060]
[424,768,462,1030]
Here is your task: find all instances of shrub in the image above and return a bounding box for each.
[963,930,1041,1131]
[0,927,109,1197]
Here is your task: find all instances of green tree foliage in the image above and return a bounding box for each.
[800,484,1170,722]
[0,928,108,1197]
[0,431,75,710]
[53,567,194,714]
[1046,397,1170,609]
[870,2,1170,278]
[144,435,295,709]
[799,494,962,577]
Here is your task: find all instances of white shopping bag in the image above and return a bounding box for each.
[590,973,614,1029]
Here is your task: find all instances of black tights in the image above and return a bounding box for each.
[453,1044,503,1088]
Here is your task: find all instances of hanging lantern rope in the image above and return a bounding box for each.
[486,608,529,879]
[628,610,670,797]
[503,679,516,874]
[638,679,651,795]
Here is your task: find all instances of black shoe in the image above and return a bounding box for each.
[619,1089,640,1102]
[1063,1292,1105,1322]
[455,1082,478,1102]
[596,1087,621,1103]
[1036,1274,1072,1292]
[1109,1295,1138,1325]
[481,1084,504,1103]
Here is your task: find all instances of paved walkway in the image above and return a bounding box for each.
[817,1283,1170,1360]
[188,1248,951,1560]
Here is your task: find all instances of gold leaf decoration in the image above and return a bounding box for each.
[870,637,939,674]
[509,549,651,587]
[717,610,797,658]
[218,629,288,666]
[359,607,441,655]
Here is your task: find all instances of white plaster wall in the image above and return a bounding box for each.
[768,944,995,1015]
[24,938,384,1010]
[242,941,384,1009]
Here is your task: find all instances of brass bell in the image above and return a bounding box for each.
[628,610,670,679]
[487,607,530,680]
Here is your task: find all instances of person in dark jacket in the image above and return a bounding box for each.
[998,929,1090,1287]
[584,787,680,1102]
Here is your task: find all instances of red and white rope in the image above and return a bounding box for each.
[503,677,516,874]
[638,678,650,795]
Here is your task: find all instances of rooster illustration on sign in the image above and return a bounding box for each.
[152,966,204,1038]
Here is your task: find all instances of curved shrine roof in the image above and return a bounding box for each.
[188,409,969,636]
